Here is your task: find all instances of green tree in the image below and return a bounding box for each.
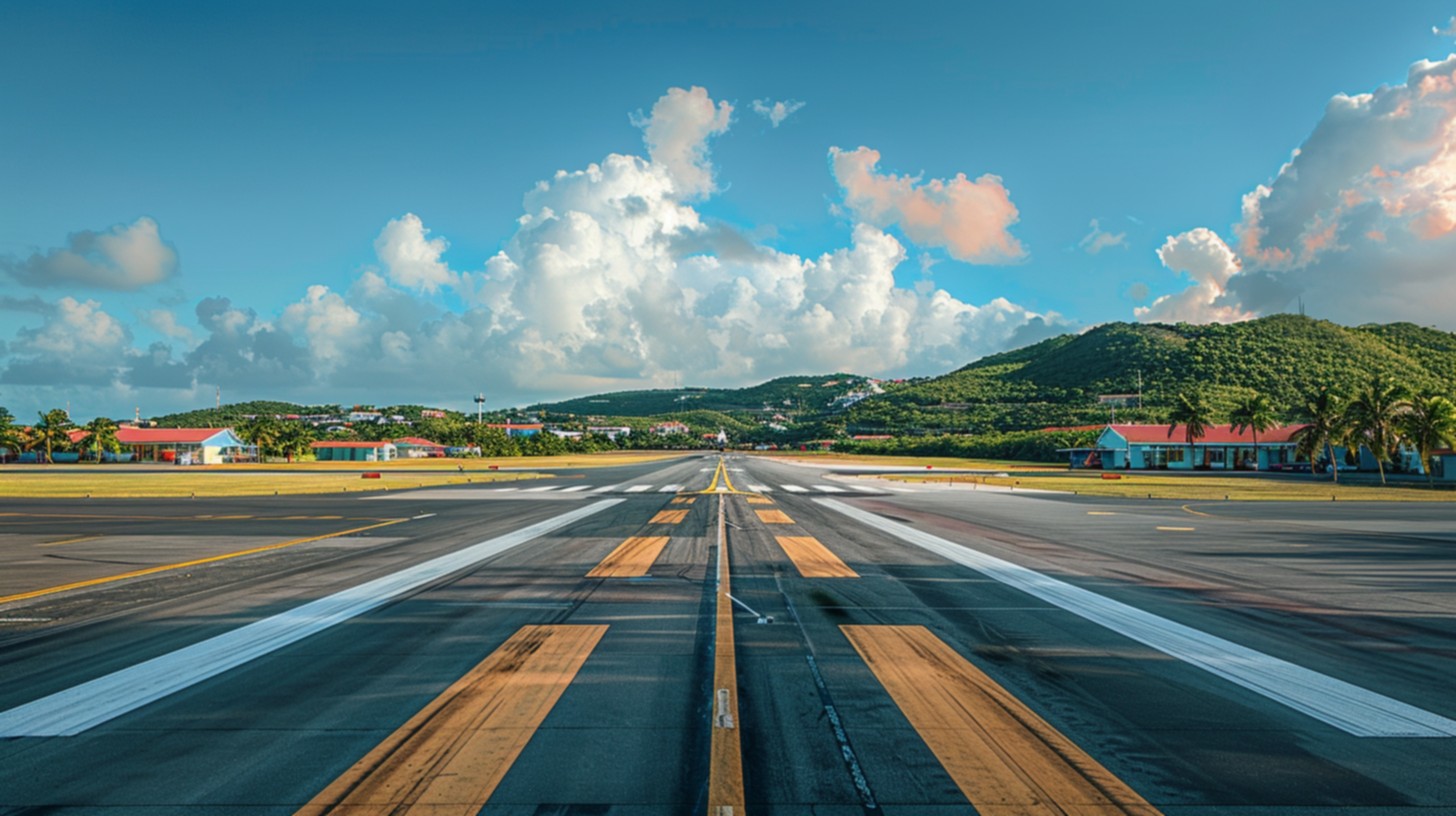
[1229,393,1277,470]
[1400,394,1456,487]
[237,416,282,460]
[0,406,19,459]
[1167,391,1213,468]
[276,422,315,463]
[1344,374,1410,485]
[33,409,75,463]
[84,416,121,461]
[1292,389,1345,483]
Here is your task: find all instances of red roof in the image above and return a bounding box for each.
[117,427,229,444]
[1107,423,1307,445]
[312,441,394,449]
[392,436,443,447]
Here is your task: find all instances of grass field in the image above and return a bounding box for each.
[217,450,688,471]
[0,470,556,499]
[881,471,1456,502]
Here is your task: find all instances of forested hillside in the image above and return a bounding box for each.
[528,373,870,417]
[846,315,1456,433]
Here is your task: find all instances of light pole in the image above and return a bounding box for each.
[474,393,486,425]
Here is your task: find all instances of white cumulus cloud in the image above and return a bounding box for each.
[751,98,805,127]
[631,86,733,200]
[1079,218,1127,254]
[374,213,457,293]
[0,217,178,291]
[829,146,1026,264]
[1136,228,1255,324]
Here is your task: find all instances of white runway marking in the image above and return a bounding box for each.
[560,485,593,492]
[748,484,772,492]
[813,485,846,493]
[491,487,518,492]
[659,484,684,492]
[848,484,881,493]
[0,500,624,738]
[592,484,622,492]
[819,499,1456,739]
[624,485,654,493]
[522,485,560,492]
[780,485,809,493]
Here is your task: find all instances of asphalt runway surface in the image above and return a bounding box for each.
[0,453,1453,814]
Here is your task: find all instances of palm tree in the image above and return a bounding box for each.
[0,406,18,461]
[1167,391,1213,469]
[1400,394,1456,487]
[275,422,315,463]
[1292,389,1346,483]
[237,417,282,461]
[33,409,75,463]
[1344,374,1410,485]
[1229,393,1277,470]
[84,416,121,462]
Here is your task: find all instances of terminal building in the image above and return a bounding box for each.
[1063,424,1306,470]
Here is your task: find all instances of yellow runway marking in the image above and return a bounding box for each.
[775,536,858,578]
[650,509,689,524]
[1087,511,1117,516]
[0,518,408,607]
[296,624,606,816]
[671,497,696,505]
[755,509,793,525]
[746,496,773,505]
[1156,526,1196,532]
[709,495,746,813]
[38,535,103,548]
[587,536,671,578]
[843,625,1161,815]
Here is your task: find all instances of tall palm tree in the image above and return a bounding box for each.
[33,409,75,463]
[1400,394,1456,487]
[1293,389,1345,483]
[84,416,121,462]
[276,422,315,463]
[1344,374,1410,485]
[1229,393,1277,470]
[1167,391,1213,469]
[237,416,282,461]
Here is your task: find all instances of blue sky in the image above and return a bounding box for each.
[4,1,1456,420]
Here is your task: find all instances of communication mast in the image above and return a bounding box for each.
[474,393,486,424]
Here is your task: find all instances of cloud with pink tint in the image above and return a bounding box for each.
[1147,53,1456,326]
[1079,219,1127,254]
[829,146,1026,264]
[632,86,732,199]
[751,98,805,128]
[1136,228,1254,324]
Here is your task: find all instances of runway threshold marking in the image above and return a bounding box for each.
[843,625,1161,814]
[296,624,606,816]
[588,536,671,578]
[671,497,696,505]
[820,498,1456,738]
[0,518,411,607]
[650,509,690,524]
[709,494,746,813]
[746,496,773,505]
[1156,526,1196,532]
[755,509,794,525]
[0,500,623,737]
[775,536,858,578]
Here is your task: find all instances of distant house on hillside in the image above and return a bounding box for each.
[487,422,542,438]
[393,436,446,458]
[650,421,691,436]
[1062,424,1306,470]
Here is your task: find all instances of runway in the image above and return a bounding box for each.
[0,452,1452,813]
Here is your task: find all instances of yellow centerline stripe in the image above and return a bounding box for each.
[708,494,746,813]
[0,518,408,607]
[296,624,607,816]
[38,535,103,548]
[587,536,671,578]
[754,509,793,525]
[775,536,858,578]
[843,625,1162,815]
[650,509,690,524]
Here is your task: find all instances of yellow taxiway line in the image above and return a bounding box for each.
[754,509,794,525]
[587,536,672,578]
[708,494,746,814]
[296,624,606,816]
[650,509,690,524]
[0,518,408,607]
[843,625,1161,815]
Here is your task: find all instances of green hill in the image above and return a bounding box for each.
[528,373,870,417]
[846,314,1456,433]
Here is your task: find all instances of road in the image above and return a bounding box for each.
[0,453,1453,814]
